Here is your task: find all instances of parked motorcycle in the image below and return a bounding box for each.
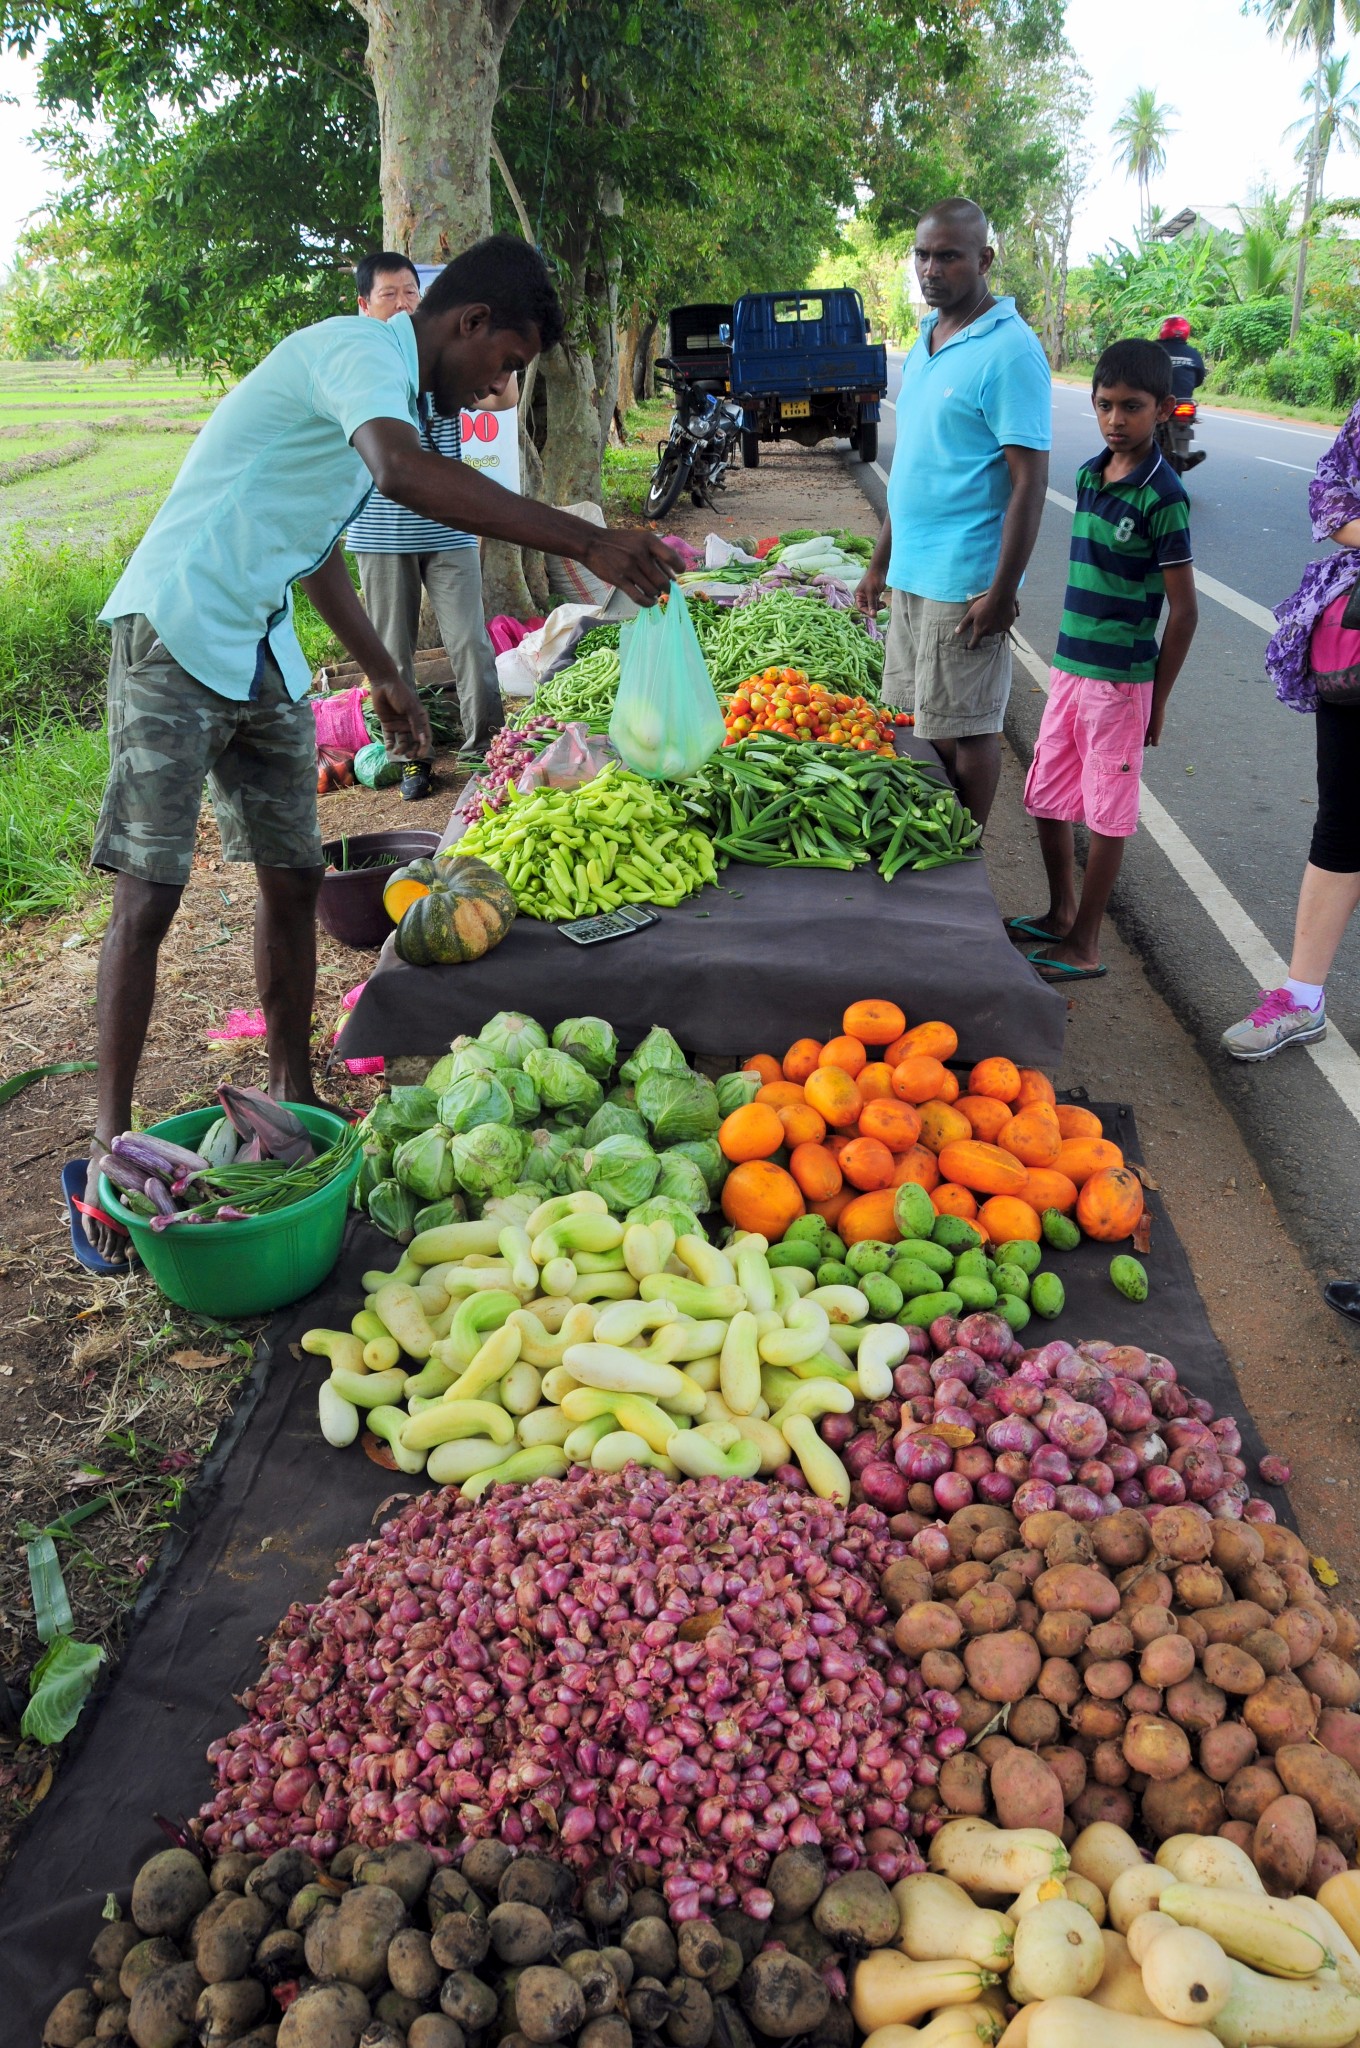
[644,361,748,519]
[1157,398,1205,476]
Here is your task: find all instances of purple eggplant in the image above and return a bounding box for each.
[217,1084,315,1166]
[143,1177,180,1218]
[100,1153,153,1198]
[112,1131,209,1179]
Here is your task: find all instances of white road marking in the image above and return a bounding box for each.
[1045,488,1278,633]
[1011,628,1360,1127]
[872,461,890,486]
[1258,456,1316,473]
[881,397,896,411]
[1052,382,1332,440]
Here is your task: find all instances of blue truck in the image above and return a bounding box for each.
[729,288,887,468]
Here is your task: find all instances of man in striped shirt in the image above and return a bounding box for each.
[350,251,504,794]
[1015,338,1198,982]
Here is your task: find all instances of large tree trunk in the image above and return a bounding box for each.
[540,337,606,506]
[346,0,524,255]
[634,314,658,400]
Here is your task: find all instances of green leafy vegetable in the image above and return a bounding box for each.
[22,1636,105,1745]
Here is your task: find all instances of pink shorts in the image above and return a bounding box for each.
[1022,667,1151,838]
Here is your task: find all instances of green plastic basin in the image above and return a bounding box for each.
[99,1104,359,1317]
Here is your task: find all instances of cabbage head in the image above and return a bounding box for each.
[478,1010,549,1068]
[551,1015,619,1081]
[520,1126,574,1188]
[626,1195,707,1242]
[652,1150,711,1211]
[716,1070,762,1117]
[367,1085,439,1143]
[355,1142,393,1210]
[450,1122,529,1201]
[662,1137,726,1200]
[481,1185,541,1229]
[582,1102,648,1147]
[414,1194,465,1234]
[523,1046,605,1117]
[577,1134,659,1213]
[369,1178,420,1242]
[636,1067,720,1145]
[498,1065,541,1125]
[437,1072,514,1135]
[621,1024,687,1086]
[392,1124,456,1201]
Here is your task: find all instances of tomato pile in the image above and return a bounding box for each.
[722,668,911,753]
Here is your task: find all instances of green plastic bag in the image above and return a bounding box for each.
[354,739,403,788]
[610,587,725,779]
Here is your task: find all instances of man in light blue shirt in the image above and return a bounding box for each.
[82,234,680,1262]
[858,198,1051,828]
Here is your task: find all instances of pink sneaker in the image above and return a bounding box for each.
[1221,986,1326,1061]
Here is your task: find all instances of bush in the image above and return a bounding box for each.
[0,528,131,735]
[1204,299,1292,368]
[1263,325,1360,411]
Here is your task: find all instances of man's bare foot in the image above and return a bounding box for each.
[1026,941,1108,983]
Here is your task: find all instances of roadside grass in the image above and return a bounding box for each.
[604,397,671,520]
[0,713,110,922]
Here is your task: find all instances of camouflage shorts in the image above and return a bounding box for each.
[92,614,324,886]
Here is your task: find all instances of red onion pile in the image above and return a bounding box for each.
[461,716,562,821]
[823,1315,1276,1535]
[200,1472,961,1917]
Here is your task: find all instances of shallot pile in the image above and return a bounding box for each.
[827,1318,1277,1530]
[200,1472,960,1915]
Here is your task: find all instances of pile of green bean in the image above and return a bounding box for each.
[680,734,980,878]
[706,591,885,700]
[506,646,621,731]
[455,765,720,918]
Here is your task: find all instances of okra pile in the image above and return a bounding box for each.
[680,737,980,878]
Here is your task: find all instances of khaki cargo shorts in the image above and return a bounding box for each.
[881,590,1012,741]
[92,614,324,887]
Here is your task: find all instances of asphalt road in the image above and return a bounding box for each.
[854,349,1360,1280]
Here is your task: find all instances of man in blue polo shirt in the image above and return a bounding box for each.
[857,198,1051,827]
[81,234,679,1260]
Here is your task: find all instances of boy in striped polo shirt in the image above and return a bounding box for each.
[1015,338,1199,981]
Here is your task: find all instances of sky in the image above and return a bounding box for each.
[1,3,1359,276]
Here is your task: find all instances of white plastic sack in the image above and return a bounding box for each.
[545,501,614,607]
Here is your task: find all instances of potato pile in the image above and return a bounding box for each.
[885,1500,1360,1880]
[42,1836,908,2048]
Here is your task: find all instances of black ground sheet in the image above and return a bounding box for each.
[0,1111,1290,2036]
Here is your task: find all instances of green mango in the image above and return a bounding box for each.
[995,1292,1031,1331]
[900,1290,963,1327]
[768,1240,822,1271]
[817,1260,856,1289]
[861,1272,904,1320]
[893,1181,937,1240]
[993,1263,1031,1302]
[996,1237,1043,1275]
[1030,1271,1066,1320]
[1041,1208,1081,1251]
[846,1238,893,1277]
[933,1214,984,1254]
[783,1216,828,1245]
[1110,1254,1149,1302]
[894,1237,955,1276]
[952,1247,990,1281]
[890,1258,952,1299]
[821,1234,847,1262]
[952,1274,998,1311]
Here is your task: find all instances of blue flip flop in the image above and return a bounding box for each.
[1025,948,1108,983]
[1007,914,1068,942]
[62,1158,131,1276]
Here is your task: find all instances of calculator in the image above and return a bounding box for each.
[558,905,659,945]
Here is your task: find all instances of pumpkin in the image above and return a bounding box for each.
[892,1144,941,1193]
[999,1103,1063,1169]
[838,1137,897,1191]
[718,1103,785,1163]
[837,1188,902,1245]
[885,1020,959,1065]
[1054,1136,1125,1186]
[858,1099,922,1151]
[956,1094,1015,1143]
[937,1138,1031,1198]
[1077,1165,1145,1242]
[782,1037,824,1082]
[890,1055,949,1105]
[917,1100,972,1154]
[743,1053,783,1086]
[968,1056,1022,1102]
[777,1100,828,1148]
[857,1061,898,1103]
[721,1160,805,1237]
[1016,1067,1057,1107]
[756,1079,806,1110]
[789,1142,843,1201]
[392,854,517,967]
[843,998,907,1045]
[382,855,443,924]
[978,1195,1043,1244]
[1055,1103,1104,1141]
[819,1034,868,1077]
[804,1065,864,1129]
[932,1181,978,1220]
[1020,1167,1080,1215]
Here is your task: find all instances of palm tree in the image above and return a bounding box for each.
[1111,87,1176,238]
[1287,52,1360,201]
[1258,0,1360,334]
